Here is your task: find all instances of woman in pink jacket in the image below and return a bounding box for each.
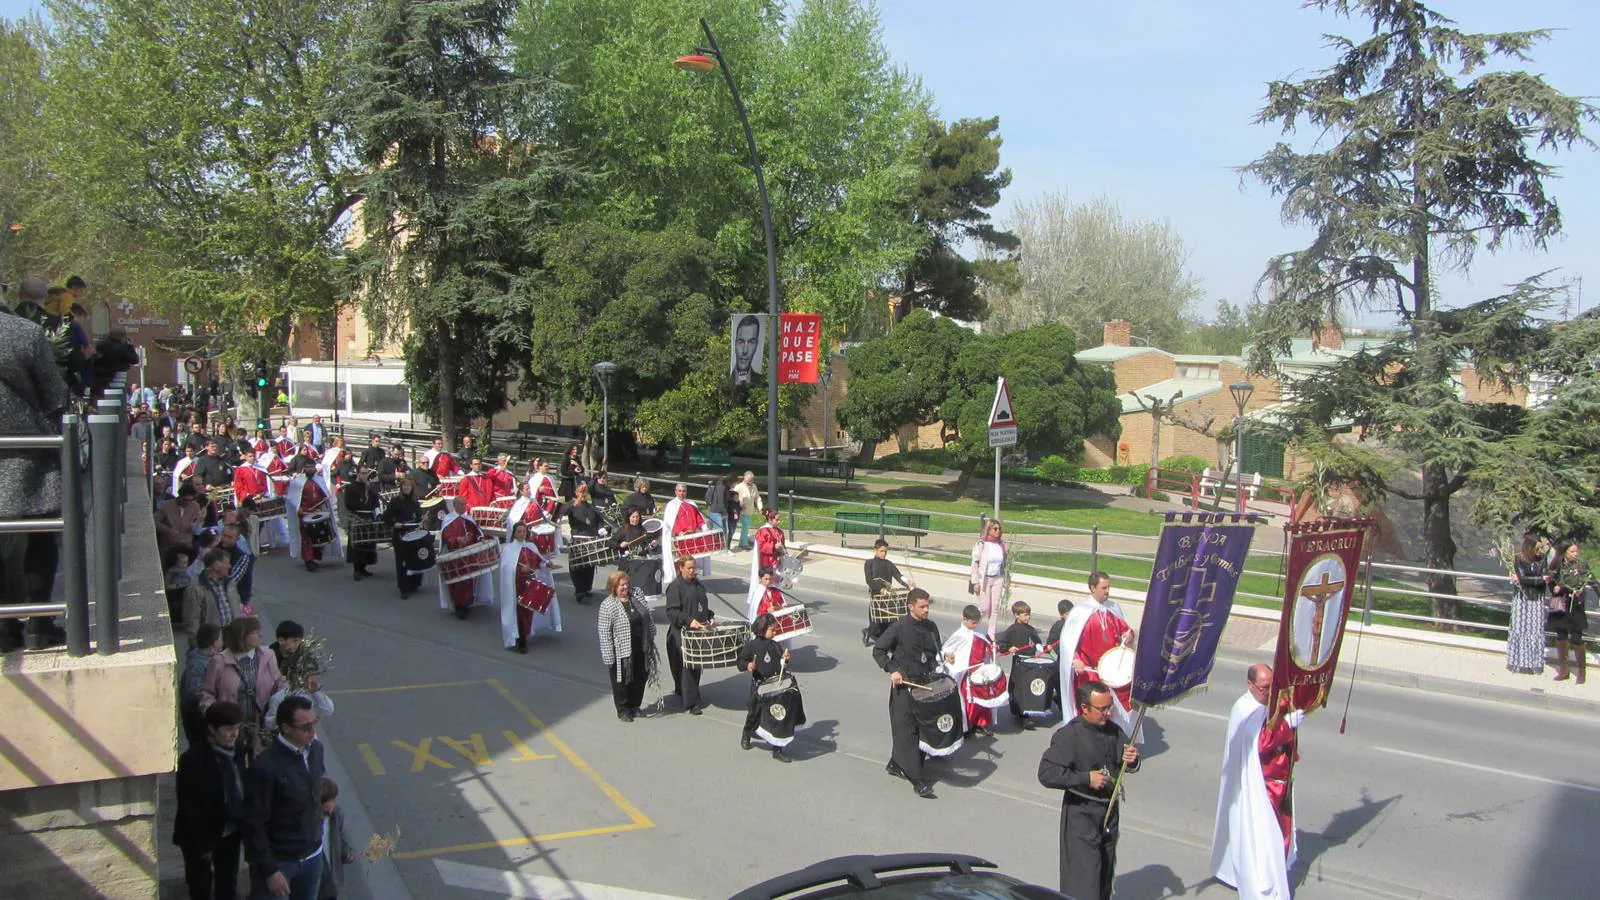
[199,617,285,765]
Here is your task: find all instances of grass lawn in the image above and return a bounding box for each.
[781,485,1168,536]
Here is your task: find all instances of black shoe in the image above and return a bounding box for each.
[454,607,469,620]
[1021,719,1036,731]
[353,568,362,581]
[974,726,993,738]
[516,637,528,654]
[399,589,412,599]
[618,709,633,722]
[772,748,791,763]
[861,627,871,648]
[0,623,24,654]
[688,705,704,716]
[914,782,937,799]
[740,735,753,750]
[304,560,318,572]
[886,761,909,781]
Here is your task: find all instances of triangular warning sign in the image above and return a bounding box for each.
[988,377,1016,428]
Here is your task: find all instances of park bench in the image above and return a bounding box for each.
[832,510,932,547]
[688,445,733,469]
[784,456,855,486]
[1200,467,1262,501]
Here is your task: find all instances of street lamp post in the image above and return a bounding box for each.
[1228,380,1255,514]
[677,17,781,511]
[593,361,618,468]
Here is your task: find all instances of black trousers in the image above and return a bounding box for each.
[570,563,595,596]
[887,686,924,782]
[665,628,703,708]
[392,547,423,595]
[610,656,647,713]
[741,678,762,738]
[1059,799,1118,900]
[181,831,243,900]
[348,541,378,569]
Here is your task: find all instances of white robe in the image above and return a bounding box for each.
[285,472,343,560]
[318,447,345,488]
[243,462,290,549]
[1056,598,1136,738]
[436,510,497,611]
[170,456,196,495]
[660,498,710,587]
[498,541,561,647]
[1210,690,1296,899]
[506,496,565,553]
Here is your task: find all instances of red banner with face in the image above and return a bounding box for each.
[1269,517,1371,720]
[777,313,822,384]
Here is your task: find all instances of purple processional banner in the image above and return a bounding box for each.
[1130,512,1259,708]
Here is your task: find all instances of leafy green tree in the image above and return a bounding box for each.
[1242,0,1596,619]
[0,20,51,280]
[987,191,1201,348]
[36,0,366,395]
[834,309,973,452]
[634,333,770,477]
[346,0,578,443]
[941,324,1121,494]
[894,115,1020,323]
[1173,299,1267,356]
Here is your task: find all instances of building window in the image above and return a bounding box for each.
[352,382,411,415]
[292,381,347,410]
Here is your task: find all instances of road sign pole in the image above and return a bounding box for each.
[993,446,1001,522]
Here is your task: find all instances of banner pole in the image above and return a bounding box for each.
[1101,704,1148,831]
[993,446,1001,521]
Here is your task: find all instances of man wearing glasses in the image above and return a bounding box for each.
[243,696,326,899]
[1037,680,1140,900]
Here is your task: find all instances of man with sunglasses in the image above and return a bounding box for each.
[1038,680,1140,900]
[243,696,326,899]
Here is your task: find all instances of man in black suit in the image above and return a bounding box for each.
[174,702,247,900]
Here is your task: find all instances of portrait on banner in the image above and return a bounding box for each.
[730,314,767,386]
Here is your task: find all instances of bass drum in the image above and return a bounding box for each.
[397,530,437,572]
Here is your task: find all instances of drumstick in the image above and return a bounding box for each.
[898,678,932,691]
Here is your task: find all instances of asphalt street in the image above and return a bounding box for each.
[251,546,1600,900]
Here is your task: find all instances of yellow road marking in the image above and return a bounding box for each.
[392,737,454,772]
[438,733,492,767]
[486,679,654,831]
[502,730,556,762]
[356,742,387,776]
[392,822,653,860]
[325,680,482,695]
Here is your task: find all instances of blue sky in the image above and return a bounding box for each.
[5,0,1596,325]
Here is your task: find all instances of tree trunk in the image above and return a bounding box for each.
[678,441,692,482]
[1421,466,1461,624]
[436,319,457,447]
[951,458,979,498]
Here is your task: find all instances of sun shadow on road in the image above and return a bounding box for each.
[1115,863,1190,897]
[1290,789,1400,891]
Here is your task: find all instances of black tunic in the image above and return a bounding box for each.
[736,637,786,680]
[872,614,942,681]
[864,557,907,593]
[622,490,656,518]
[359,446,387,470]
[1038,716,1140,900]
[383,494,422,534]
[193,454,233,488]
[997,621,1043,655]
[567,502,604,539]
[664,578,713,632]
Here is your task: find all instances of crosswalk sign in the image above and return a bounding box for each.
[988,377,1017,447]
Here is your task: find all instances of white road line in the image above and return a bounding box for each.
[434,859,693,899]
[1373,746,1600,794]
[1160,705,1230,721]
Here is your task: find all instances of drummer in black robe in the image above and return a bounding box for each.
[613,507,661,601]
[342,467,381,581]
[996,600,1048,730]
[1038,680,1141,900]
[383,477,424,598]
[588,470,617,508]
[378,445,408,490]
[737,613,800,763]
[864,538,912,643]
[622,478,656,518]
[565,483,606,602]
[871,588,942,800]
[663,556,713,715]
[359,433,387,471]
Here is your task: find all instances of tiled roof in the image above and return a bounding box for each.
[1117,378,1223,414]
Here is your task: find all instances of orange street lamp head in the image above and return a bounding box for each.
[674,53,718,73]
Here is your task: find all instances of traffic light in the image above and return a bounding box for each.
[254,361,271,397]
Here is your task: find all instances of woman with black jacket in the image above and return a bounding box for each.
[566,483,606,602]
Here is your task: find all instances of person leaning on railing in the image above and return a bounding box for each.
[0,279,73,653]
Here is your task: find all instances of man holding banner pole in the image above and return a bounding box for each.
[1211,663,1303,899]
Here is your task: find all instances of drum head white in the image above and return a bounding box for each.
[532,523,557,535]
[1097,645,1136,689]
[401,530,429,542]
[971,662,1004,685]
[642,518,663,534]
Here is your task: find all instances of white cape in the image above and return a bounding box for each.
[660,497,709,588]
[1057,598,1136,738]
[171,456,195,495]
[285,472,343,560]
[435,511,497,611]
[498,541,561,647]
[1210,690,1296,899]
[243,462,290,549]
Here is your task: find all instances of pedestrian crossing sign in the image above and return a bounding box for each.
[988,377,1017,447]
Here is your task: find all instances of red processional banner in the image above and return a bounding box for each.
[1269,517,1371,720]
[777,313,822,384]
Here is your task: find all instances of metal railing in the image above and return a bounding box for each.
[0,371,131,656]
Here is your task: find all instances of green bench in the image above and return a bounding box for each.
[784,457,855,486]
[688,445,733,469]
[833,511,932,547]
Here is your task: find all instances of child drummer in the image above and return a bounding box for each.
[737,613,798,763]
[997,600,1049,730]
[744,567,787,623]
[863,539,914,643]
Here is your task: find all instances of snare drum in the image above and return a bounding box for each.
[438,476,463,498]
[1097,645,1136,690]
[674,529,725,558]
[347,516,392,549]
[471,505,509,535]
[398,530,436,571]
[779,555,803,588]
[870,587,909,623]
[1012,654,1058,717]
[908,674,964,756]
[755,675,806,748]
[252,496,287,520]
[770,605,813,642]
[968,662,1011,708]
[517,578,556,614]
[270,475,292,496]
[209,487,236,512]
[567,535,620,568]
[531,522,559,557]
[680,621,750,669]
[300,511,334,548]
[437,539,500,584]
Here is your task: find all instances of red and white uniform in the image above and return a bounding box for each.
[499,540,560,647]
[745,584,788,623]
[942,624,997,731]
[1211,690,1300,899]
[299,443,321,465]
[1258,715,1298,854]
[274,431,295,458]
[487,465,517,499]
[660,496,708,587]
[457,470,497,510]
[1058,597,1136,737]
[431,451,460,478]
[438,511,490,611]
[232,463,269,502]
[527,470,559,518]
[265,454,292,496]
[755,521,785,575]
[251,438,270,456]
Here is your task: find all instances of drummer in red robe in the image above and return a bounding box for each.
[430,440,461,478]
[744,568,787,622]
[294,462,334,570]
[457,456,497,510]
[251,428,271,457]
[754,508,785,574]
[487,453,518,499]
[527,458,560,519]
[265,450,291,496]
[661,482,709,587]
[1261,690,1300,854]
[438,497,489,619]
[941,604,998,736]
[232,446,269,504]
[1060,571,1137,734]
[274,425,296,458]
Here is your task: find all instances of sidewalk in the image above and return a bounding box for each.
[788,541,1600,716]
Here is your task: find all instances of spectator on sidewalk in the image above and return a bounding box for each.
[157,484,203,561]
[317,778,357,900]
[243,695,326,900]
[0,280,71,653]
[182,549,243,648]
[1508,533,1550,675]
[201,617,285,766]
[174,701,248,900]
[180,624,223,745]
[733,470,763,550]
